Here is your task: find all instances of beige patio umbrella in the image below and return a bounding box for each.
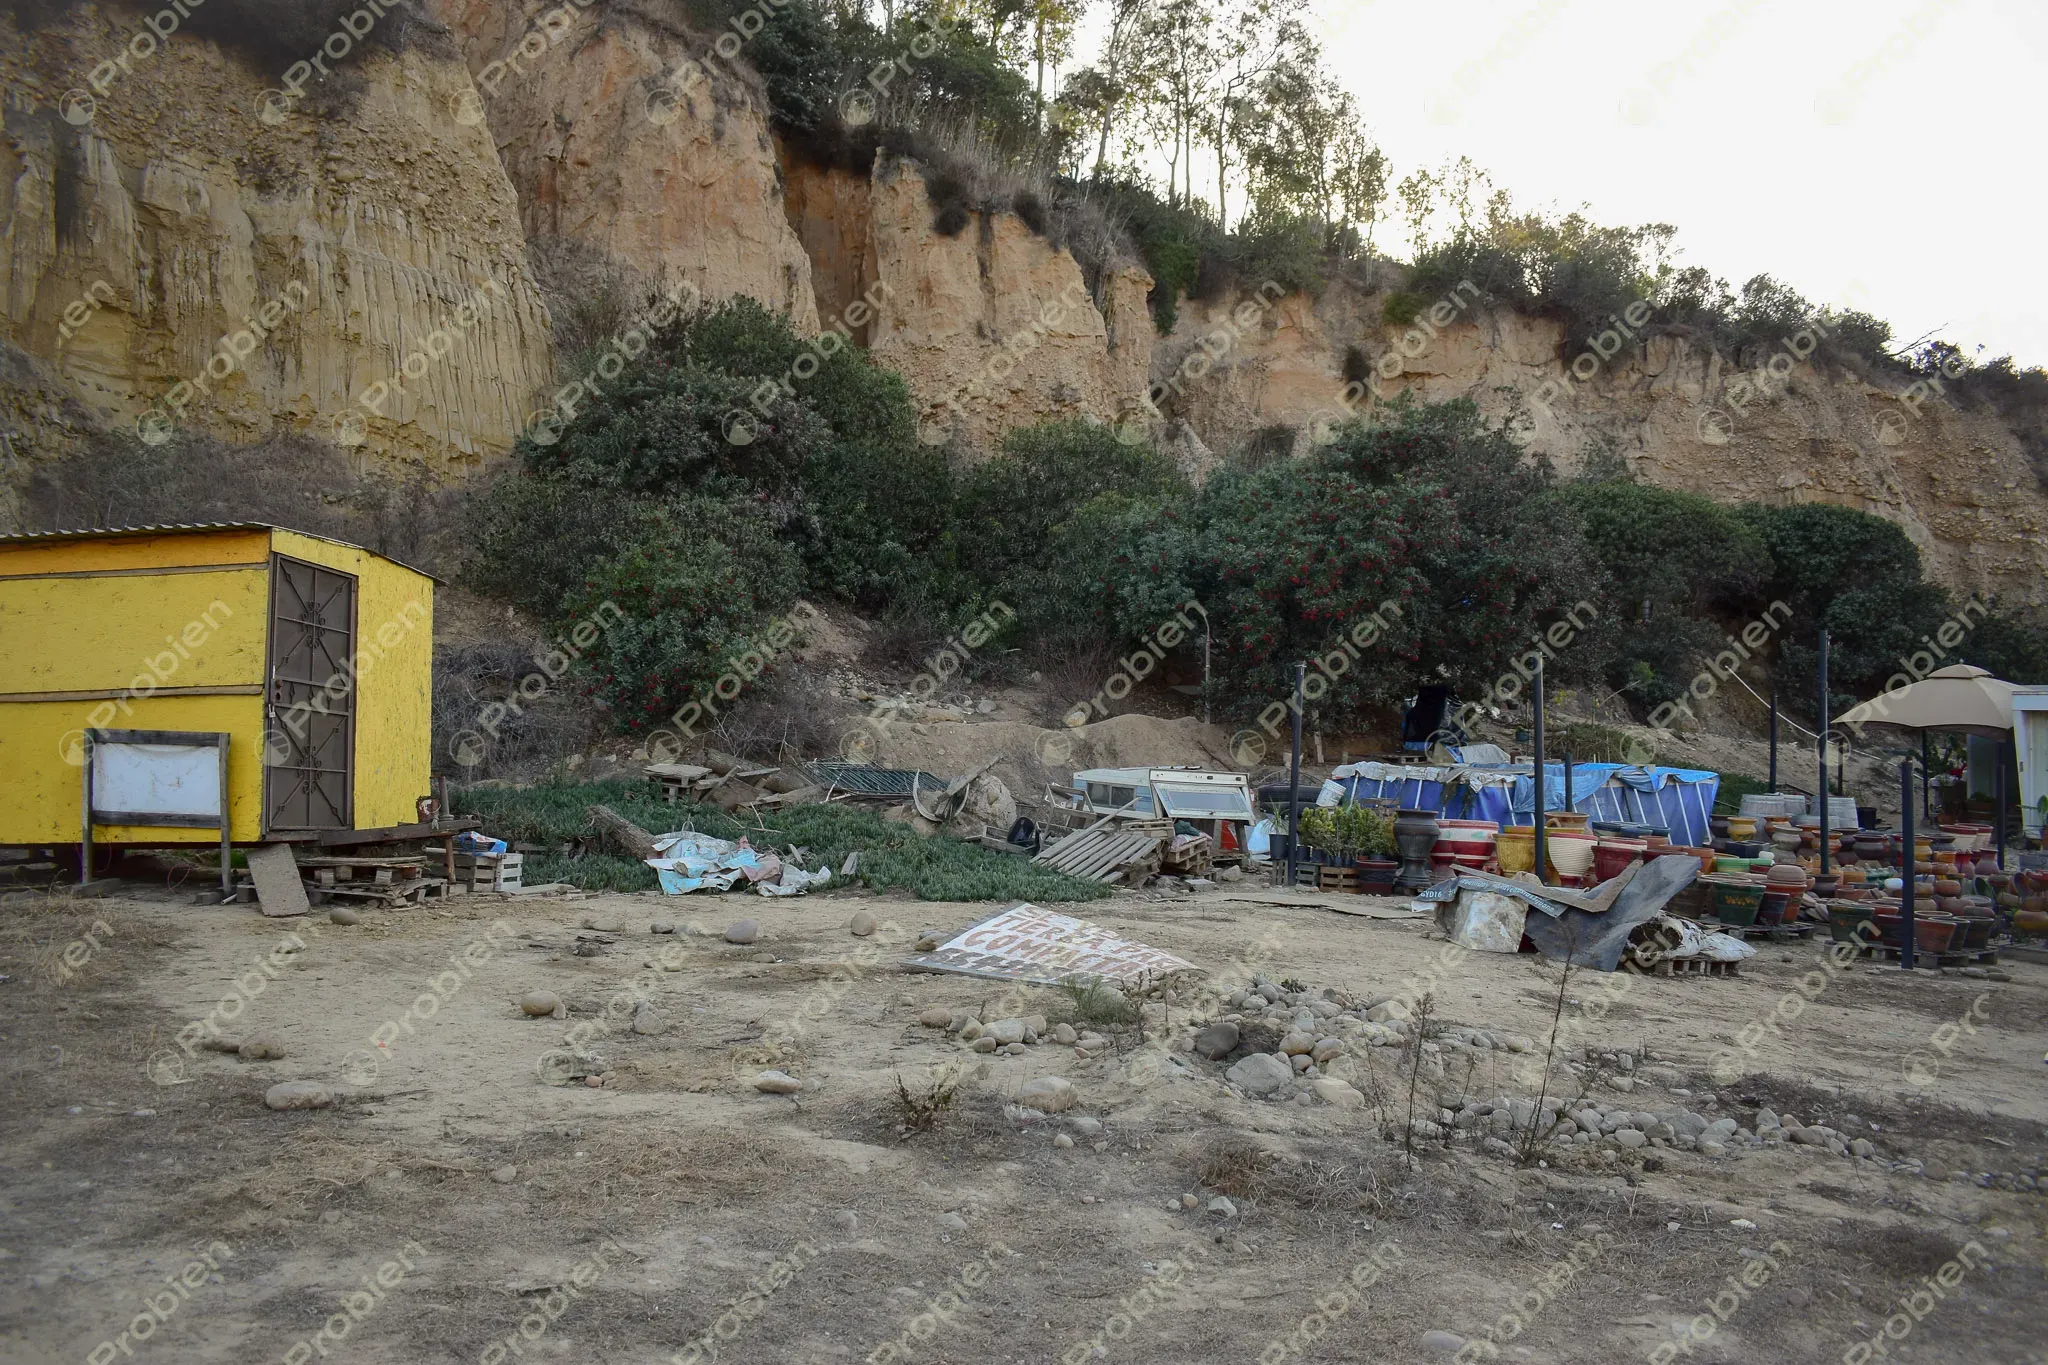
[1836,664,2018,738]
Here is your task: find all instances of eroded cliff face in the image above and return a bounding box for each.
[428,0,819,334]
[1157,279,2048,607]
[0,6,555,493]
[781,155,1153,451]
[0,5,2036,611]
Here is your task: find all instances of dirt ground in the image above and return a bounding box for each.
[3,878,2044,1365]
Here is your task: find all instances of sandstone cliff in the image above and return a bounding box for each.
[1160,282,2048,608]
[783,155,1152,452]
[1,4,2039,615]
[427,0,819,335]
[0,5,556,494]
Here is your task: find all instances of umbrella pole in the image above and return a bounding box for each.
[1921,731,1931,823]
[1533,657,1548,887]
[1900,755,1917,972]
[1769,680,1778,791]
[1817,630,1830,876]
[1997,734,2008,872]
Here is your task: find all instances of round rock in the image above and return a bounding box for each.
[1194,1022,1240,1060]
[1017,1076,1078,1112]
[490,1165,517,1184]
[725,919,760,945]
[1421,1329,1466,1355]
[239,1033,286,1060]
[849,911,878,937]
[328,907,360,926]
[754,1070,803,1094]
[263,1081,333,1112]
[519,991,561,1017]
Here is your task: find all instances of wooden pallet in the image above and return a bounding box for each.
[1715,921,1817,942]
[1033,827,1167,883]
[1845,943,2001,968]
[1162,834,1214,877]
[1623,953,1742,977]
[1317,865,1358,892]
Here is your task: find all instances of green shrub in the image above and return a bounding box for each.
[451,779,1109,902]
[562,495,804,732]
[1381,292,1426,326]
[956,419,1190,592]
[1562,482,1763,613]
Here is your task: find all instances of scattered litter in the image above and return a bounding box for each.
[644,831,829,896]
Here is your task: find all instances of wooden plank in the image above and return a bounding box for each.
[246,844,311,918]
[315,819,478,847]
[589,805,661,860]
[1031,804,1135,865]
[295,856,427,869]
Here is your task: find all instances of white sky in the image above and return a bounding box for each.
[1073,0,2048,367]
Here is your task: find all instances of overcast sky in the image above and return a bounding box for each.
[1080,0,2048,367]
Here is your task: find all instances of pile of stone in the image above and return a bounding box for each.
[1170,977,1538,1106]
[1429,1094,1911,1168]
[917,1007,1099,1057]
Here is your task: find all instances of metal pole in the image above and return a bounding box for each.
[1996,734,2009,871]
[1285,661,1304,889]
[1817,630,1830,876]
[1769,680,1778,791]
[1562,745,1574,821]
[1921,731,1931,823]
[1533,657,1548,886]
[1900,755,1917,971]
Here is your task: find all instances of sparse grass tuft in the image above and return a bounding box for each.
[891,1071,958,1134]
[1054,975,1142,1029]
[1197,1138,1279,1196]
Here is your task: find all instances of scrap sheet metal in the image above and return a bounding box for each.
[1520,853,1700,970]
[904,903,1197,986]
[807,762,944,797]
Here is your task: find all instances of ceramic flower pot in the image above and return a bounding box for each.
[1354,857,1398,894]
[1496,827,1536,875]
[1546,831,1597,880]
[1392,809,1440,891]
[1710,883,1765,926]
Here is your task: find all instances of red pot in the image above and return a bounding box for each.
[1593,839,1646,882]
[1913,917,1960,956]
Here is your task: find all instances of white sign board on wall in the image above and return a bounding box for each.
[91,742,223,822]
[82,729,233,894]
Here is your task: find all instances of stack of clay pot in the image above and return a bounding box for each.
[1544,813,1597,886]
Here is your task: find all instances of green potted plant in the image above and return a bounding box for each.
[1348,803,1399,893]
[1297,806,1338,864]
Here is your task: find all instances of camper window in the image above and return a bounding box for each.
[1156,784,1256,821]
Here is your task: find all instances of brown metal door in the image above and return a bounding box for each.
[265,555,356,830]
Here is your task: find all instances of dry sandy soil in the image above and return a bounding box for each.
[2,877,2045,1365]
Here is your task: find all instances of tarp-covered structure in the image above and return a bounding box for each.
[1319,758,1720,847]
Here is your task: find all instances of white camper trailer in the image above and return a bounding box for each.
[1062,766,1257,857]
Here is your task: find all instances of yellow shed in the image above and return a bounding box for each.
[0,524,435,854]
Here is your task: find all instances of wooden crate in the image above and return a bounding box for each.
[453,851,523,893]
[1316,865,1358,893]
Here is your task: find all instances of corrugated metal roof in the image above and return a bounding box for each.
[807,761,946,797]
[0,522,272,542]
[0,523,443,582]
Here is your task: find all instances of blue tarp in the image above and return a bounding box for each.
[1326,761,1720,847]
